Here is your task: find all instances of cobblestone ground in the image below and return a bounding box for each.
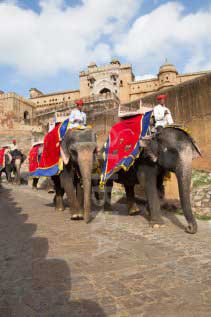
[0,182,211,317]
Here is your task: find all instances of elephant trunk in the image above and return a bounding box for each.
[77,147,94,223]
[176,147,197,234]
[15,158,22,184]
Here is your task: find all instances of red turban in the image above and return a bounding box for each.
[75,99,84,106]
[13,139,16,143]
[156,94,167,101]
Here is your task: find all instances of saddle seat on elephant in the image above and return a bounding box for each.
[10,149,25,164]
[29,118,94,178]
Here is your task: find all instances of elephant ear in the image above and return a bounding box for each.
[139,138,151,148]
[139,137,159,163]
[5,153,13,164]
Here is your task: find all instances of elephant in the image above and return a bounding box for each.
[32,177,55,193]
[101,126,201,234]
[52,128,98,223]
[0,151,13,182]
[0,150,26,184]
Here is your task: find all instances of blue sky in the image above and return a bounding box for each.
[0,0,211,97]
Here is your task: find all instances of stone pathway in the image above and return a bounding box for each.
[0,182,211,316]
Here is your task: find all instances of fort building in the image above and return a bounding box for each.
[1,59,210,125]
[0,60,211,171]
[27,59,211,110]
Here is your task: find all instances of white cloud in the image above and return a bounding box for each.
[0,0,140,77]
[115,2,211,74]
[135,74,155,81]
[1,0,211,80]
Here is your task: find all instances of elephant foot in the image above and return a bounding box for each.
[104,203,112,212]
[185,222,197,234]
[48,188,55,194]
[128,202,140,216]
[150,217,165,228]
[71,213,84,221]
[55,206,64,212]
[152,223,166,229]
[54,196,64,211]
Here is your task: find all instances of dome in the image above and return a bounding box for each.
[110,58,121,65]
[88,62,97,68]
[159,62,178,75]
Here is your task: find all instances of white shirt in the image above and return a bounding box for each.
[69,108,86,128]
[10,144,18,151]
[153,104,173,127]
[49,122,55,132]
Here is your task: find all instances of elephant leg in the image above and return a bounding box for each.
[5,166,12,183]
[76,179,84,210]
[92,177,99,201]
[157,172,165,200]
[52,175,64,211]
[47,178,55,193]
[104,179,113,211]
[140,166,164,226]
[32,178,39,190]
[60,169,82,219]
[125,185,140,215]
[91,176,104,209]
[14,158,21,185]
[176,162,197,234]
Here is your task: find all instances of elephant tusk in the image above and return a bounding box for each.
[60,146,70,165]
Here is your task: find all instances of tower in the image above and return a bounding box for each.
[158,60,178,90]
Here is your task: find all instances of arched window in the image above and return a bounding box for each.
[24,111,30,125]
[99,88,111,94]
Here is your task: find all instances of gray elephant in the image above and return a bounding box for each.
[101,126,201,234]
[0,150,26,184]
[52,128,98,223]
[0,151,13,182]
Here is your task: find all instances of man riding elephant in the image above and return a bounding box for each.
[0,145,12,182]
[31,102,99,222]
[53,99,98,222]
[100,110,200,234]
[68,99,86,129]
[153,94,174,131]
[0,142,26,184]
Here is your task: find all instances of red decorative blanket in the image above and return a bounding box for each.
[31,119,69,177]
[0,148,5,169]
[29,144,41,174]
[101,111,152,185]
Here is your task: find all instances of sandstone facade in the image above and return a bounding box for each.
[0,60,210,123]
[0,60,210,173]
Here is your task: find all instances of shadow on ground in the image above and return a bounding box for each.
[0,184,105,316]
[110,195,186,231]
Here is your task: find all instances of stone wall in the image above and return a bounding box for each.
[192,185,211,217]
[0,92,35,127]
[141,73,211,171]
[35,93,120,145]
[0,129,35,172]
